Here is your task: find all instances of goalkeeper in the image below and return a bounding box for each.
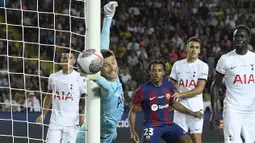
[76,1,124,143]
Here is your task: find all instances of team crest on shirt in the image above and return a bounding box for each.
[151,104,158,111]
[201,72,208,76]
[165,93,171,100]
[145,135,151,140]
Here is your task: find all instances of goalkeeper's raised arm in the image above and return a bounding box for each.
[100,1,118,50]
[76,2,125,143]
[85,1,118,91]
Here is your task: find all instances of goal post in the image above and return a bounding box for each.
[85,0,101,142]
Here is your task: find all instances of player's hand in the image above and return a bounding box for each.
[35,115,45,126]
[84,72,100,80]
[104,1,118,18]
[172,92,181,100]
[79,114,85,126]
[130,131,140,143]
[191,111,203,119]
[209,112,219,130]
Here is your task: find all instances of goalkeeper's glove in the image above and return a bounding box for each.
[104,1,118,18]
[84,72,100,81]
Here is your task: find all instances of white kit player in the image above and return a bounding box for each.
[210,25,255,143]
[170,37,208,143]
[36,50,86,143]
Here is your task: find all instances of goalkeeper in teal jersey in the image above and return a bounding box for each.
[76,1,124,143]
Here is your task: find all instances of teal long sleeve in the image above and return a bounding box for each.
[100,17,112,50]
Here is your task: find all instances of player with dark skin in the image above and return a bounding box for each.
[129,61,203,143]
[210,25,251,130]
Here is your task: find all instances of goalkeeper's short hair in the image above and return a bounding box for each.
[101,49,115,59]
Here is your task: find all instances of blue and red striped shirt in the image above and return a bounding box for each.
[132,79,175,126]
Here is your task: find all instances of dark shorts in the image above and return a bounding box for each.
[142,123,187,143]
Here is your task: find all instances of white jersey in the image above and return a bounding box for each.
[48,70,86,126]
[216,50,255,112]
[170,59,209,111]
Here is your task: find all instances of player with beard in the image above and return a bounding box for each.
[210,25,255,143]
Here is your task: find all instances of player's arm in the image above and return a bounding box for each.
[78,76,87,125]
[96,76,115,96]
[100,17,111,50]
[210,71,224,129]
[211,71,224,114]
[128,88,142,143]
[85,1,118,90]
[210,55,226,130]
[128,105,140,143]
[80,5,114,83]
[36,75,53,125]
[79,93,86,126]
[42,92,52,116]
[101,1,118,50]
[128,104,139,134]
[170,98,203,119]
[35,91,52,125]
[85,65,116,96]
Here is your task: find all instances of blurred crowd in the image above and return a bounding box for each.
[0,0,254,112]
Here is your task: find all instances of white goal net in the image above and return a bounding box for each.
[0,0,87,142]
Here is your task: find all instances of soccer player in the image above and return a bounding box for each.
[129,60,203,143]
[210,25,255,143]
[169,37,209,143]
[76,2,123,143]
[35,50,86,143]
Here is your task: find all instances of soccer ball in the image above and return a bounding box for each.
[77,49,104,75]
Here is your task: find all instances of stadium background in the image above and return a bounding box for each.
[0,0,254,142]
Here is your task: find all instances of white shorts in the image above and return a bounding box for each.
[173,111,203,134]
[223,108,255,143]
[46,124,79,143]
